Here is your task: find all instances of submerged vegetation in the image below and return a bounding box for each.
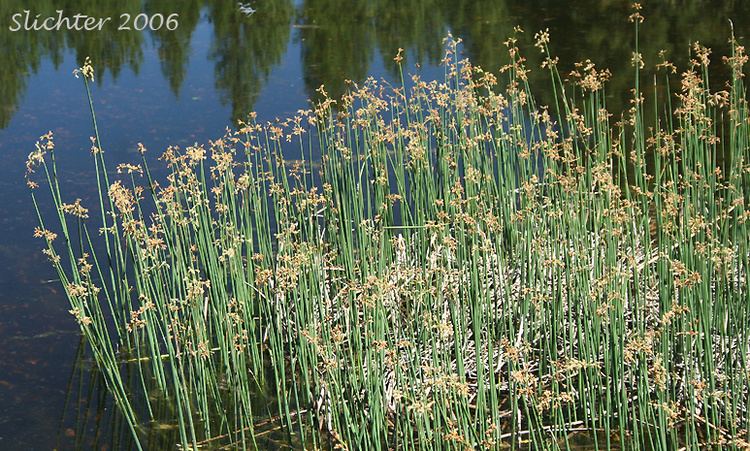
[27,7,750,450]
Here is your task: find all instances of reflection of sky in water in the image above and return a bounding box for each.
[1,0,750,448]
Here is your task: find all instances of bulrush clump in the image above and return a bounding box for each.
[28,17,750,451]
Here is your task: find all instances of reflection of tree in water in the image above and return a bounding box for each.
[0,0,291,127]
[146,0,202,96]
[297,0,450,101]
[2,0,750,128]
[501,0,750,112]
[0,0,144,128]
[63,0,145,80]
[0,1,64,128]
[276,0,750,110]
[207,0,293,122]
[373,0,447,78]
[297,0,375,102]
[444,0,514,77]
[440,0,750,113]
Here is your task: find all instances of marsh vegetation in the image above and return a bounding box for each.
[27,6,750,450]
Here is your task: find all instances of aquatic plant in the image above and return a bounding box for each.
[27,7,750,450]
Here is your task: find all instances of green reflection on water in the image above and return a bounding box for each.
[2,0,750,127]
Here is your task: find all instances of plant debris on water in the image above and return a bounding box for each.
[25,6,750,450]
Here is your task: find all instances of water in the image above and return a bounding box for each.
[1,0,749,449]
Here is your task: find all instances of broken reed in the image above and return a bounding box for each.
[28,20,750,451]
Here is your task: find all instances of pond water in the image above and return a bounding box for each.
[1,0,749,449]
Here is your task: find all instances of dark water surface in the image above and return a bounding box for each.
[1,1,750,449]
